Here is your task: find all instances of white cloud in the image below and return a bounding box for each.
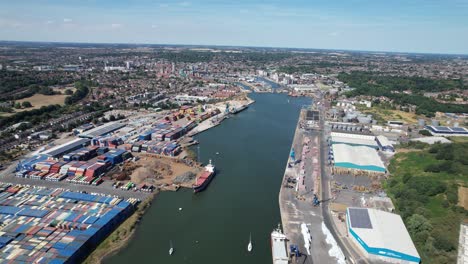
[151,24,158,29]
[111,23,122,29]
[159,3,169,8]
[329,32,340,37]
[63,18,72,23]
[45,20,54,25]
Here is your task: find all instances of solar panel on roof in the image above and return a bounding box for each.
[450,127,466,132]
[349,208,373,229]
[434,126,450,131]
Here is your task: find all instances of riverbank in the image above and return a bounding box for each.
[83,192,156,264]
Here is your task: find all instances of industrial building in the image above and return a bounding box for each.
[0,184,136,263]
[330,144,386,174]
[78,122,126,139]
[40,138,91,158]
[346,208,420,264]
[425,125,468,136]
[330,132,378,149]
[376,135,394,152]
[458,222,468,264]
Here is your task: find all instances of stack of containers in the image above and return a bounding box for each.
[184,121,196,131]
[59,163,71,177]
[74,164,88,177]
[96,155,108,163]
[131,143,141,152]
[84,162,108,178]
[67,162,86,177]
[49,162,66,174]
[163,143,181,156]
[96,147,109,155]
[107,138,122,149]
[138,131,152,141]
[140,143,148,152]
[34,161,55,173]
[63,152,74,162]
[165,131,175,141]
[45,173,67,182]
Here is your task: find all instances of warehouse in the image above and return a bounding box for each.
[78,122,126,139]
[376,135,394,152]
[346,208,420,263]
[330,132,378,149]
[425,125,468,136]
[41,138,91,158]
[331,144,385,174]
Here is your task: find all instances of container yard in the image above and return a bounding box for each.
[0,183,136,264]
[10,101,244,195]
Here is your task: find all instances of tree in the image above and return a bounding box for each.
[419,130,432,136]
[64,89,73,95]
[17,122,30,131]
[21,101,32,108]
[14,102,21,109]
[109,115,116,121]
[406,214,432,236]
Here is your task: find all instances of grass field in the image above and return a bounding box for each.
[357,105,420,124]
[386,142,468,264]
[448,136,468,143]
[15,94,67,111]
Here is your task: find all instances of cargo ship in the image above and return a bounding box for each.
[271,224,289,264]
[193,160,215,193]
[230,104,248,114]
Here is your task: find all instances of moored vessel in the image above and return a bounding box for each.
[271,224,289,264]
[193,160,216,193]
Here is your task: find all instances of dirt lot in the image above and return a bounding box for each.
[15,94,67,111]
[125,154,201,188]
[458,186,468,210]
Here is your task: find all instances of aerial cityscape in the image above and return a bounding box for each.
[0,1,467,264]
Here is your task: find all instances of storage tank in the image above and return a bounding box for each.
[431,119,440,126]
[358,116,372,124]
[454,122,459,127]
[418,119,426,127]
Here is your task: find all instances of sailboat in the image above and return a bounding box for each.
[247,233,252,252]
[169,240,174,255]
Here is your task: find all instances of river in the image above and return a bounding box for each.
[106,93,310,264]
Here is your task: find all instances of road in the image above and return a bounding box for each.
[317,93,371,264]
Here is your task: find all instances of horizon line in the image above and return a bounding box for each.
[1,39,467,57]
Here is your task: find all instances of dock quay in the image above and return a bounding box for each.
[278,103,343,264]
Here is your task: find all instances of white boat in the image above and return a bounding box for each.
[247,233,253,252]
[169,240,174,255]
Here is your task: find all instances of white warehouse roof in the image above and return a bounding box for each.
[376,135,392,147]
[347,208,420,263]
[332,144,385,172]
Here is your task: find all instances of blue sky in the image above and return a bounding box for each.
[0,0,467,54]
